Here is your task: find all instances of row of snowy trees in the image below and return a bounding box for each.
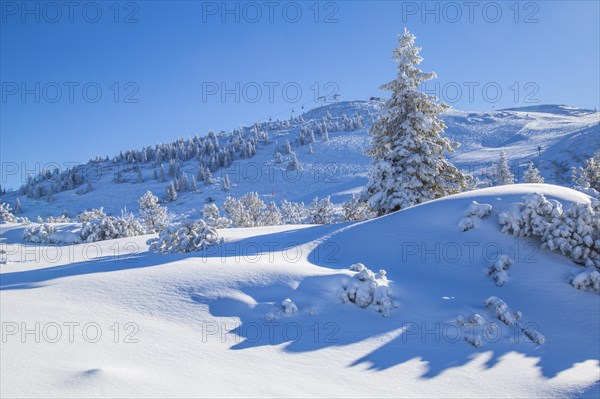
[498,193,600,269]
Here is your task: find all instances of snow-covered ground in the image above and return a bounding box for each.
[1,101,598,221]
[2,184,598,398]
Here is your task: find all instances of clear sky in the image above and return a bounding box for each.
[1,0,599,189]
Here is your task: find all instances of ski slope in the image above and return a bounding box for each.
[1,184,598,398]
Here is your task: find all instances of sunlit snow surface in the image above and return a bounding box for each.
[1,184,598,398]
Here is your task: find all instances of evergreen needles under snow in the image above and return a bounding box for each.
[361,29,471,215]
[339,264,394,317]
[147,218,221,254]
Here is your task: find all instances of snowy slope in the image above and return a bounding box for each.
[1,184,598,398]
[1,101,598,220]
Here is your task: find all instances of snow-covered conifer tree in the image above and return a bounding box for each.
[494,151,515,185]
[523,162,544,183]
[261,201,282,226]
[222,174,231,191]
[361,29,471,215]
[287,151,301,171]
[165,181,178,202]
[159,164,166,182]
[573,150,600,192]
[283,140,292,155]
[308,196,335,224]
[138,191,169,233]
[14,198,22,214]
[0,202,17,223]
[280,200,307,224]
[341,194,373,222]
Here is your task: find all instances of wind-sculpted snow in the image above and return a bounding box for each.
[1,179,598,398]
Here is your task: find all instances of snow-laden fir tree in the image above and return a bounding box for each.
[280,200,307,224]
[159,164,166,182]
[223,192,267,227]
[361,29,471,215]
[287,151,301,171]
[138,191,169,233]
[308,196,335,224]
[165,181,178,202]
[261,201,282,226]
[80,210,145,243]
[283,139,292,154]
[493,151,515,185]
[572,150,600,193]
[341,194,374,222]
[0,202,17,223]
[205,170,214,185]
[275,151,283,163]
[222,174,231,191]
[14,198,22,214]
[202,203,231,228]
[523,162,544,183]
[147,218,221,254]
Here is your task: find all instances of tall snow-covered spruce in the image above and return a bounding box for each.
[361,29,470,215]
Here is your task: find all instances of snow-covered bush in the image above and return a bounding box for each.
[457,313,485,327]
[465,201,492,218]
[222,193,283,227]
[457,216,475,231]
[485,254,512,286]
[261,201,282,226]
[339,264,394,316]
[202,204,231,229]
[522,326,545,345]
[572,149,600,192]
[76,207,107,223]
[147,218,221,253]
[484,296,521,327]
[80,211,145,243]
[498,193,560,237]
[570,268,600,293]
[23,224,59,244]
[281,299,298,315]
[280,200,307,224]
[341,195,374,222]
[139,191,169,233]
[223,192,266,227]
[498,194,599,269]
[44,214,71,223]
[542,200,600,268]
[0,202,17,223]
[349,262,367,272]
[308,196,335,224]
[458,201,492,231]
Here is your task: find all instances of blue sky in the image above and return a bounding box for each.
[1,0,599,189]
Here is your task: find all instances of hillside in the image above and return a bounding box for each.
[1,101,598,220]
[1,184,598,398]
